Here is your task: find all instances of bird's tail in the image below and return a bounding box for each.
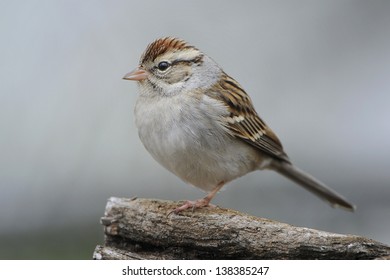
[274,161,355,211]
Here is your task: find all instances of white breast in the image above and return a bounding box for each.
[134,92,263,192]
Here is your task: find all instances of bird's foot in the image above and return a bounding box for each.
[168,198,216,216]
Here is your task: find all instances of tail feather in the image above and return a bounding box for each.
[275,162,355,211]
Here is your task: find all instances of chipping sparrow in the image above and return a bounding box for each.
[123,37,355,213]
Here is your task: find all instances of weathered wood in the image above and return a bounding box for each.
[93,197,390,260]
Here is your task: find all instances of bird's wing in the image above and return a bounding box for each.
[208,73,290,163]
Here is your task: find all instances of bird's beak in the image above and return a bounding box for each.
[122,67,148,81]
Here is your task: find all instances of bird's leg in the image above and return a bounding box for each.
[169,182,225,215]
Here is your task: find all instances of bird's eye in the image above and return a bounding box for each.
[157,61,171,71]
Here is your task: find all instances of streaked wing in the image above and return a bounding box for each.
[209,72,290,163]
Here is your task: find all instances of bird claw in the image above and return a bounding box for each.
[167,198,215,216]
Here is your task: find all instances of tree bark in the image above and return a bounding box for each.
[93,197,390,260]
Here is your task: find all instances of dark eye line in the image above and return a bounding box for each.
[154,58,199,73]
[171,59,192,66]
[154,60,190,72]
[172,54,203,66]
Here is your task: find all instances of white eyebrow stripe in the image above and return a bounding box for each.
[161,49,201,62]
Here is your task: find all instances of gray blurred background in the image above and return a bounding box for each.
[1,0,389,259]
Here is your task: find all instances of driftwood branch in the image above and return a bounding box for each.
[93,197,390,260]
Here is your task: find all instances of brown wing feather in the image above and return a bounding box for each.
[212,73,290,163]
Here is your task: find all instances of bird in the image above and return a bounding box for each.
[123,37,355,214]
